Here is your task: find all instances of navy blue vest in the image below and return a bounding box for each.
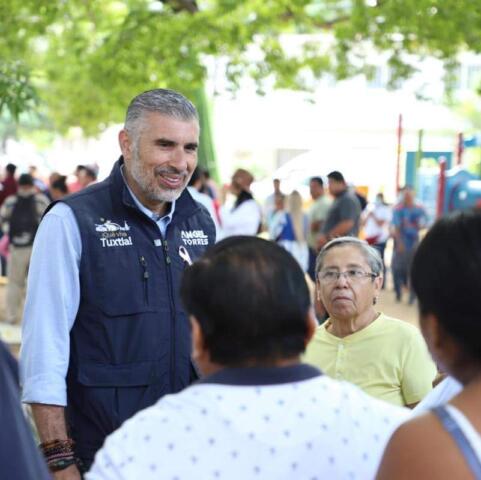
[60,159,215,464]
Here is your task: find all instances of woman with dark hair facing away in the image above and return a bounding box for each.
[378,209,481,479]
[88,237,408,480]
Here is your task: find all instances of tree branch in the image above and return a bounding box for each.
[278,9,351,30]
[281,0,387,30]
[159,0,199,14]
[312,15,351,30]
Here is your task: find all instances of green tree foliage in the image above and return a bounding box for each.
[0,62,38,120]
[1,0,481,135]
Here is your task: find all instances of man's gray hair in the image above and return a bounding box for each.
[124,88,198,137]
[315,237,383,278]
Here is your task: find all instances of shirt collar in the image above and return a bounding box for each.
[120,165,176,224]
[198,364,322,386]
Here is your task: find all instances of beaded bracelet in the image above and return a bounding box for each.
[48,457,77,472]
[40,439,77,472]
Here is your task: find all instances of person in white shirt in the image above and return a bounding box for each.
[362,193,391,286]
[187,167,219,238]
[263,178,282,225]
[88,236,408,480]
[218,169,261,239]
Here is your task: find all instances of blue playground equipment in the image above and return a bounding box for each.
[399,131,481,222]
[405,151,453,190]
[445,168,481,212]
[413,160,481,223]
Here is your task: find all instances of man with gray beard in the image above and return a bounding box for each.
[20,89,216,478]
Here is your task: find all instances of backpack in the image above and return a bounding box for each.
[9,195,40,247]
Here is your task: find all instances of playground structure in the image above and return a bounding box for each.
[417,161,481,223]
[396,114,481,222]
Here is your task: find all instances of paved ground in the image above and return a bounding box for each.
[377,287,418,326]
[377,247,419,327]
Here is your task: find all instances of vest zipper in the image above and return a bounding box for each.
[162,239,176,392]
[139,256,149,305]
[162,239,176,393]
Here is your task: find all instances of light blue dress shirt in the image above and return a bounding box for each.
[20,178,175,406]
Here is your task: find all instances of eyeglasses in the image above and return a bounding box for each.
[318,269,378,284]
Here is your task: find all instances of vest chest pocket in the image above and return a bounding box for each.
[91,247,157,317]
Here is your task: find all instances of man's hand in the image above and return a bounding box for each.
[395,241,405,253]
[31,404,80,479]
[53,464,82,480]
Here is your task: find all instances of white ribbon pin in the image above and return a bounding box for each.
[178,246,193,266]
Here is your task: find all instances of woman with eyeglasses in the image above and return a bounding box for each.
[304,237,436,408]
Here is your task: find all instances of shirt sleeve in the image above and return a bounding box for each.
[400,329,438,405]
[337,197,359,223]
[35,194,51,216]
[20,202,81,406]
[391,208,401,228]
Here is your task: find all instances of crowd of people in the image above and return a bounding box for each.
[0,162,99,325]
[0,88,480,479]
[261,175,427,305]
[0,144,427,316]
